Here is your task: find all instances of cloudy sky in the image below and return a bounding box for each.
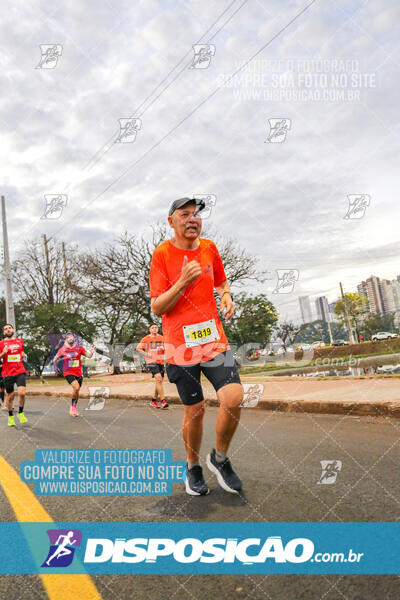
[1,0,399,321]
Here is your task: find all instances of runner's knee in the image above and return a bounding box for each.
[217,383,243,408]
[184,401,205,421]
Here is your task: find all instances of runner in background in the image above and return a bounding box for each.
[53,332,95,417]
[136,324,168,409]
[0,324,28,427]
[0,358,4,409]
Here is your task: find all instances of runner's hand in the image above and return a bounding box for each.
[179,256,202,287]
[220,293,234,321]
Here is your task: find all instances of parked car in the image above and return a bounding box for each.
[312,341,326,348]
[332,339,349,346]
[338,369,352,377]
[371,331,398,341]
[376,364,400,374]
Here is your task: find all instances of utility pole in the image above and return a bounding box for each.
[326,315,334,346]
[339,282,356,344]
[43,234,54,304]
[1,196,16,328]
[62,241,70,311]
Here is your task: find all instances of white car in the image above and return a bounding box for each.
[376,364,398,374]
[312,341,326,348]
[371,331,397,341]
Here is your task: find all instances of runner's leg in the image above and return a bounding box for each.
[7,390,15,414]
[18,386,26,411]
[215,383,242,453]
[182,401,205,464]
[155,373,164,400]
[71,380,80,406]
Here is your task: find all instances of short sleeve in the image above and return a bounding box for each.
[80,346,87,356]
[149,248,169,298]
[212,244,227,287]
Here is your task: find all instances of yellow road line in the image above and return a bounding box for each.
[0,456,101,600]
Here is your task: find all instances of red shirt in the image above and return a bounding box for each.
[0,338,26,377]
[149,238,229,365]
[139,334,164,364]
[56,344,87,377]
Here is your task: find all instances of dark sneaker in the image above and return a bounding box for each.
[160,400,169,409]
[150,399,160,409]
[185,464,209,496]
[206,448,242,494]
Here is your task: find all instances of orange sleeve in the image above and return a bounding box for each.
[212,243,227,287]
[149,247,169,298]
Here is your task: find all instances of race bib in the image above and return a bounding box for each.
[8,354,21,362]
[68,360,79,368]
[183,319,218,348]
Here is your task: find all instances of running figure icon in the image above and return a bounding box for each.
[45,531,77,566]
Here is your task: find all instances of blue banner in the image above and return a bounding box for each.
[0,522,399,574]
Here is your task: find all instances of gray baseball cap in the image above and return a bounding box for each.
[168,197,205,217]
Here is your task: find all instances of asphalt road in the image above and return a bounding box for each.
[0,396,399,599]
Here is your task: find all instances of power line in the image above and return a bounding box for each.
[52,0,318,235]
[78,0,246,176]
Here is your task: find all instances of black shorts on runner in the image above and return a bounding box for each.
[148,363,165,378]
[166,350,241,406]
[3,373,26,394]
[65,374,83,387]
[0,377,4,389]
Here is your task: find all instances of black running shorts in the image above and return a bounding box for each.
[3,373,26,394]
[65,374,83,387]
[166,350,241,406]
[148,363,165,378]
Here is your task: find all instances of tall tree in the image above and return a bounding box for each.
[224,293,278,347]
[78,224,265,371]
[274,320,304,350]
[11,238,97,375]
[334,293,368,341]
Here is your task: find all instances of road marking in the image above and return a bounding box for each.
[0,455,101,599]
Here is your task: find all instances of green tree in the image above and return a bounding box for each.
[224,293,278,346]
[274,319,304,349]
[334,293,368,341]
[359,312,396,339]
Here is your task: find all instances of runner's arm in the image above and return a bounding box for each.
[151,281,185,316]
[85,345,95,359]
[136,341,147,356]
[215,280,234,321]
[151,257,201,316]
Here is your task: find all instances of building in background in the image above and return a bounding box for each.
[299,295,312,324]
[357,275,400,327]
[357,276,384,314]
[328,301,339,322]
[315,296,330,323]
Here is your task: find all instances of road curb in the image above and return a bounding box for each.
[26,390,400,419]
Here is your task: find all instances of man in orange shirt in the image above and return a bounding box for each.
[150,197,243,496]
[136,324,168,409]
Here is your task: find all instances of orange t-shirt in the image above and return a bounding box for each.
[139,334,164,365]
[149,238,229,365]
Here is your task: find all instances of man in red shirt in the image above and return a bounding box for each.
[150,197,243,496]
[136,324,168,409]
[53,332,95,417]
[0,324,28,427]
